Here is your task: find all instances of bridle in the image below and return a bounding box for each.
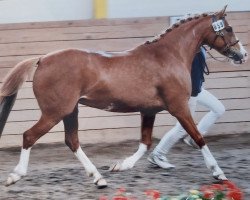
[207,15,240,62]
[210,15,239,54]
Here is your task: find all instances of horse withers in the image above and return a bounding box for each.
[0,6,247,188]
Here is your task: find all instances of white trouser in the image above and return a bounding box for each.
[153,88,225,155]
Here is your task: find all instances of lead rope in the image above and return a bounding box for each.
[203,60,209,75]
[203,46,230,63]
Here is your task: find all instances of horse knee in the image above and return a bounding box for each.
[142,141,152,150]
[65,136,79,152]
[194,136,206,148]
[23,131,35,149]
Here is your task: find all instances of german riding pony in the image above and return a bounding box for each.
[0,6,247,188]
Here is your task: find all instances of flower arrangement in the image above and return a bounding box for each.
[99,180,243,200]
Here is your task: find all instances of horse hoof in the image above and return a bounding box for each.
[213,174,228,181]
[5,177,14,186]
[5,173,21,186]
[94,178,107,189]
[109,162,121,172]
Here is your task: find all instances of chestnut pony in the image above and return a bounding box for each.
[0,6,247,188]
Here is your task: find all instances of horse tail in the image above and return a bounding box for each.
[0,57,39,138]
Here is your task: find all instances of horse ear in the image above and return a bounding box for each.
[217,5,228,18]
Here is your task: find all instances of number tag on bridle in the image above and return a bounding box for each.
[212,20,225,32]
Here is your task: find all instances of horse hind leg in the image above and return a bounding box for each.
[63,106,107,189]
[6,115,59,186]
[110,113,154,171]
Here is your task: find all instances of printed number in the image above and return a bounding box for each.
[212,20,225,32]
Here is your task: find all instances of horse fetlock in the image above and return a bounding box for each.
[212,166,227,180]
[109,162,121,172]
[86,165,99,177]
[121,157,135,170]
[93,174,103,183]
[14,165,27,176]
[206,162,218,171]
[5,173,22,186]
[87,171,94,177]
[204,156,227,180]
[109,159,134,172]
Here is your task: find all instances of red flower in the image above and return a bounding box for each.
[99,196,109,200]
[210,183,225,191]
[112,196,129,200]
[200,185,210,192]
[118,187,126,194]
[145,189,160,199]
[227,190,243,200]
[203,189,214,199]
[221,180,243,200]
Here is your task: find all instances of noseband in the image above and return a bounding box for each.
[210,15,239,53]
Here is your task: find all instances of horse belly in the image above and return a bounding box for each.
[79,94,164,113]
[79,97,138,112]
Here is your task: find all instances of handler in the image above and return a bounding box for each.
[148,47,225,169]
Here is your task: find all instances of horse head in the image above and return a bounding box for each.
[204,6,248,64]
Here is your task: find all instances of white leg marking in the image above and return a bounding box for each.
[6,148,31,186]
[201,145,227,180]
[74,147,107,188]
[111,143,147,171]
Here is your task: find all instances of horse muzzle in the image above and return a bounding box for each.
[227,49,248,64]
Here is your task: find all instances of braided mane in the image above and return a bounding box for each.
[145,13,209,45]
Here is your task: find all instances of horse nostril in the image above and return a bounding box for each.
[245,52,248,57]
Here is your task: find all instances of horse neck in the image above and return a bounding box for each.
[145,16,211,71]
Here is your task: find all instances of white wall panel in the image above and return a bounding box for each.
[0,1,249,25]
[0,0,92,24]
[108,0,250,18]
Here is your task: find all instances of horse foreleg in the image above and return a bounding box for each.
[173,106,227,180]
[6,115,58,186]
[63,106,107,189]
[110,113,155,171]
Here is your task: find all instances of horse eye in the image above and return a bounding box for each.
[225,26,233,32]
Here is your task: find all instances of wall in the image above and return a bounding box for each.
[108,0,250,18]
[0,0,92,23]
[0,0,249,24]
